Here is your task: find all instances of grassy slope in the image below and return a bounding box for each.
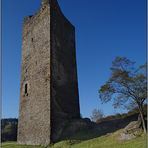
[2,131,146,148]
[1,142,44,148]
[50,131,146,148]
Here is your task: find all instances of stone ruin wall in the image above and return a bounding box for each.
[50,2,80,141]
[18,5,51,146]
[18,0,80,146]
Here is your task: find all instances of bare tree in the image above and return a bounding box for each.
[91,109,104,122]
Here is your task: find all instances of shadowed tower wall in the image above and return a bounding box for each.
[18,0,80,146]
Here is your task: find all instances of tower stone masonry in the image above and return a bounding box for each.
[17,0,80,146]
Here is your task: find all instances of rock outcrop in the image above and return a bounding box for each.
[119,120,142,140]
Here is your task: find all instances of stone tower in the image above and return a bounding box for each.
[17,0,80,146]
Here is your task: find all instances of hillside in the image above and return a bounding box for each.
[2,130,146,148]
[1,118,18,142]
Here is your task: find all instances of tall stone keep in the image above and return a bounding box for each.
[18,0,80,146]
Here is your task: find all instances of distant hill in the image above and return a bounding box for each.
[1,118,18,142]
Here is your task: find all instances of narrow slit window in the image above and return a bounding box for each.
[25,83,28,94]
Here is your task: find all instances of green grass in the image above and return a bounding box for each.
[1,142,44,148]
[49,131,147,148]
[2,131,147,148]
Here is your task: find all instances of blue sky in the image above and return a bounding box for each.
[2,0,146,118]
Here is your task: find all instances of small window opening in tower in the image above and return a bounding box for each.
[31,38,33,42]
[25,83,28,95]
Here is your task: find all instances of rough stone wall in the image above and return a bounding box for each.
[18,5,51,146]
[18,0,80,146]
[50,1,80,141]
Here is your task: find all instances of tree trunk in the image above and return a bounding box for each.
[138,105,147,133]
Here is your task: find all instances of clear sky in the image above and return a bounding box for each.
[2,0,146,118]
